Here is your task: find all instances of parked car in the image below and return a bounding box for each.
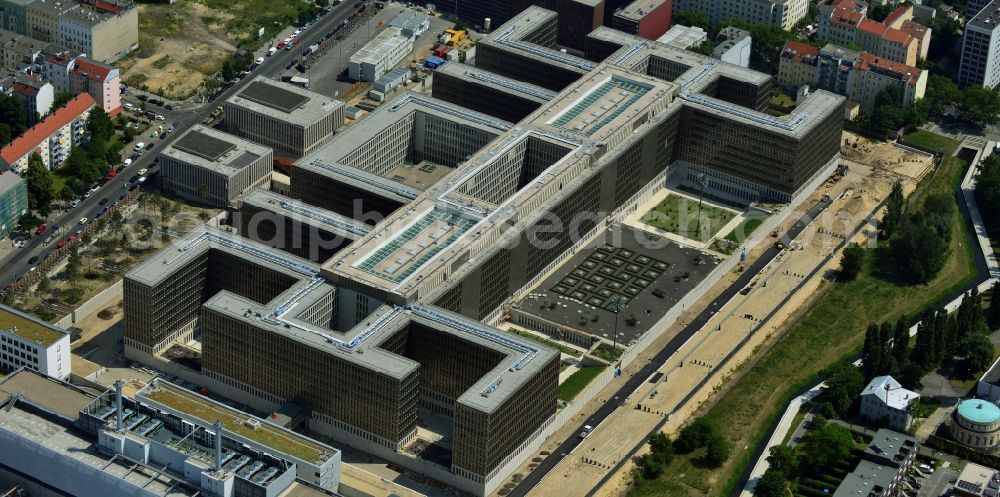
[255,56,264,65]
[136,94,148,101]
[69,199,81,208]
[165,103,175,111]
[34,224,46,235]
[27,255,38,264]
[79,217,88,225]
[56,241,65,249]
[138,168,148,176]
[99,198,109,206]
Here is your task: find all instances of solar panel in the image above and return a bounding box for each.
[239,81,310,113]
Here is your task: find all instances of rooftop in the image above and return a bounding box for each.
[161,125,271,176]
[614,0,670,20]
[0,303,69,347]
[547,74,655,137]
[434,63,557,103]
[240,189,370,240]
[0,369,91,420]
[856,52,922,86]
[138,379,334,464]
[228,76,342,125]
[955,462,999,497]
[966,0,1000,28]
[781,40,820,65]
[656,24,708,49]
[957,399,1000,424]
[0,92,95,166]
[833,460,898,497]
[349,27,410,65]
[861,375,919,411]
[866,428,917,465]
[387,10,430,33]
[480,7,597,73]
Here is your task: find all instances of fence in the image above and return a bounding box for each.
[55,280,123,328]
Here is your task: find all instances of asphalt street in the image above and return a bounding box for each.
[0,0,376,289]
[507,197,833,497]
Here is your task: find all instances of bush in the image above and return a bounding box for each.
[674,417,718,453]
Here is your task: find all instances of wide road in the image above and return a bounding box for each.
[508,196,833,497]
[0,0,375,288]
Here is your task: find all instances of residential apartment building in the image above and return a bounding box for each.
[25,0,77,42]
[11,74,52,123]
[959,0,1000,88]
[224,76,343,157]
[0,27,46,71]
[610,0,672,41]
[0,304,70,379]
[859,375,920,431]
[38,50,119,114]
[159,125,273,207]
[58,1,137,62]
[0,91,94,171]
[712,26,751,67]
[817,0,927,66]
[833,429,917,497]
[670,0,808,30]
[0,0,33,35]
[0,170,25,237]
[778,41,926,111]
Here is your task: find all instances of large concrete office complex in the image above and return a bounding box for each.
[159,125,273,207]
[431,62,557,122]
[290,92,510,222]
[237,188,369,263]
[224,76,343,157]
[123,226,559,496]
[123,7,844,496]
[959,0,1000,88]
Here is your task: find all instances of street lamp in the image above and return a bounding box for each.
[696,173,709,236]
[610,293,626,350]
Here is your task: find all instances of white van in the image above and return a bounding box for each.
[134,142,146,151]
[267,47,277,56]
[255,56,265,65]
[123,103,134,112]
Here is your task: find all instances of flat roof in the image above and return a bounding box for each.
[969,0,1000,30]
[656,24,708,49]
[349,27,409,65]
[0,304,69,347]
[240,81,310,114]
[227,76,342,126]
[434,63,557,103]
[955,462,999,497]
[615,0,671,20]
[833,460,897,497]
[138,380,335,464]
[480,7,596,73]
[0,369,92,420]
[547,75,655,137]
[240,189,370,240]
[161,125,271,176]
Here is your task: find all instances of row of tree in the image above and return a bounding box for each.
[862,285,995,388]
[754,417,858,497]
[671,11,799,72]
[976,154,1000,231]
[632,417,730,485]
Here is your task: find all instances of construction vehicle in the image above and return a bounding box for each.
[211,106,223,118]
[443,28,464,46]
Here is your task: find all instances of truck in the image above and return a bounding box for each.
[289,76,310,89]
[424,56,445,70]
[306,43,320,55]
[134,142,146,151]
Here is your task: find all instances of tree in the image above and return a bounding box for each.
[754,468,790,497]
[977,155,1000,228]
[867,2,896,21]
[960,86,1000,125]
[674,417,718,453]
[839,243,864,280]
[701,432,729,468]
[85,107,114,144]
[673,10,709,30]
[799,422,854,468]
[889,216,948,284]
[882,180,905,238]
[65,247,81,284]
[962,331,995,376]
[51,91,76,111]
[862,323,884,381]
[913,309,937,370]
[820,363,864,417]
[892,318,910,370]
[22,152,54,216]
[0,92,28,143]
[766,445,799,476]
[988,281,1000,330]
[879,322,895,375]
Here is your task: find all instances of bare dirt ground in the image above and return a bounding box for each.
[118,3,237,99]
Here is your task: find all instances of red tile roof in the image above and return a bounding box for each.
[11,82,38,98]
[781,40,820,64]
[92,0,124,14]
[882,27,913,45]
[858,19,887,36]
[856,52,922,86]
[899,20,929,41]
[883,5,910,26]
[71,58,111,83]
[0,93,95,166]
[42,51,74,67]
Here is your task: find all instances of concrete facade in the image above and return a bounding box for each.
[348,27,412,82]
[960,0,1000,88]
[58,2,137,63]
[0,304,71,379]
[159,125,274,207]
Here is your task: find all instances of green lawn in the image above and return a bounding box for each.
[508,328,582,357]
[903,130,961,154]
[641,194,737,242]
[558,366,606,402]
[591,343,624,363]
[634,132,978,496]
[712,216,767,254]
[771,91,796,108]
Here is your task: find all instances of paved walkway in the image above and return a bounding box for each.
[739,137,1000,497]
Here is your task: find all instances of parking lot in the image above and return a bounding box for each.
[915,465,957,497]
